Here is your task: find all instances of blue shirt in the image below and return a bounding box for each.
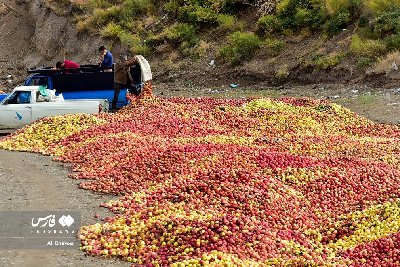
[101,51,113,68]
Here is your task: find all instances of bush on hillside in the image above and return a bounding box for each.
[164,0,181,16]
[264,38,285,55]
[325,10,351,35]
[356,57,374,69]
[257,14,282,35]
[217,14,237,32]
[76,5,122,31]
[314,52,348,70]
[122,0,152,19]
[366,0,400,14]
[221,0,254,13]
[350,34,386,57]
[100,22,149,55]
[100,22,125,38]
[163,23,199,47]
[293,6,325,30]
[87,0,111,9]
[371,10,400,37]
[384,34,400,51]
[218,31,261,65]
[183,5,218,25]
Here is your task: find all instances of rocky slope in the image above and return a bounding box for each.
[0,0,106,89]
[1,0,400,92]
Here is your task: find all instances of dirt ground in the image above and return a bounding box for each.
[0,150,130,267]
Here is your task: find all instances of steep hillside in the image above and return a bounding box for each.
[2,0,400,91]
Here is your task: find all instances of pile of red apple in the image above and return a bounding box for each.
[1,96,399,266]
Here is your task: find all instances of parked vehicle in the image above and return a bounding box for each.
[23,65,130,109]
[0,86,108,129]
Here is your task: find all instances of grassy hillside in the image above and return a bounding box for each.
[46,0,400,80]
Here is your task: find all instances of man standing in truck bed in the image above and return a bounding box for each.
[99,45,113,71]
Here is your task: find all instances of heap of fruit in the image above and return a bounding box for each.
[1,95,399,266]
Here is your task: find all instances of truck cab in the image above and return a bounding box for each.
[0,86,108,129]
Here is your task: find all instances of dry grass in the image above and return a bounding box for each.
[196,40,211,56]
[370,51,400,74]
[275,63,289,79]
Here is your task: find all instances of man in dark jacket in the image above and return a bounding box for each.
[112,55,142,110]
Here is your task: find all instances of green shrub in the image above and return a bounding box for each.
[222,0,253,13]
[257,15,282,35]
[217,14,236,32]
[178,41,201,58]
[122,0,151,19]
[276,0,292,14]
[160,19,202,57]
[385,34,400,51]
[87,0,111,9]
[264,38,285,55]
[119,31,150,55]
[144,32,165,47]
[218,31,261,65]
[87,6,122,28]
[350,35,386,57]
[270,0,361,34]
[293,7,324,29]
[266,0,326,32]
[129,41,150,56]
[164,23,199,47]
[372,10,400,37]
[100,22,125,38]
[325,0,347,15]
[366,0,400,14]
[164,0,182,16]
[325,0,362,15]
[179,5,218,25]
[358,15,369,27]
[356,57,374,69]
[325,10,351,35]
[314,52,347,69]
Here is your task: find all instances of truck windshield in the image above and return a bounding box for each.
[4,91,31,104]
[28,77,49,87]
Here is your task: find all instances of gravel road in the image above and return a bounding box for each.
[0,150,129,267]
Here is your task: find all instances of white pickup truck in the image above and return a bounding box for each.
[0,86,108,129]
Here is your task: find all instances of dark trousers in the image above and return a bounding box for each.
[112,83,141,110]
[112,83,123,110]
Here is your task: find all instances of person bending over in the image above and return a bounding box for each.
[55,60,80,74]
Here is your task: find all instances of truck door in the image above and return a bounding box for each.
[1,91,33,128]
